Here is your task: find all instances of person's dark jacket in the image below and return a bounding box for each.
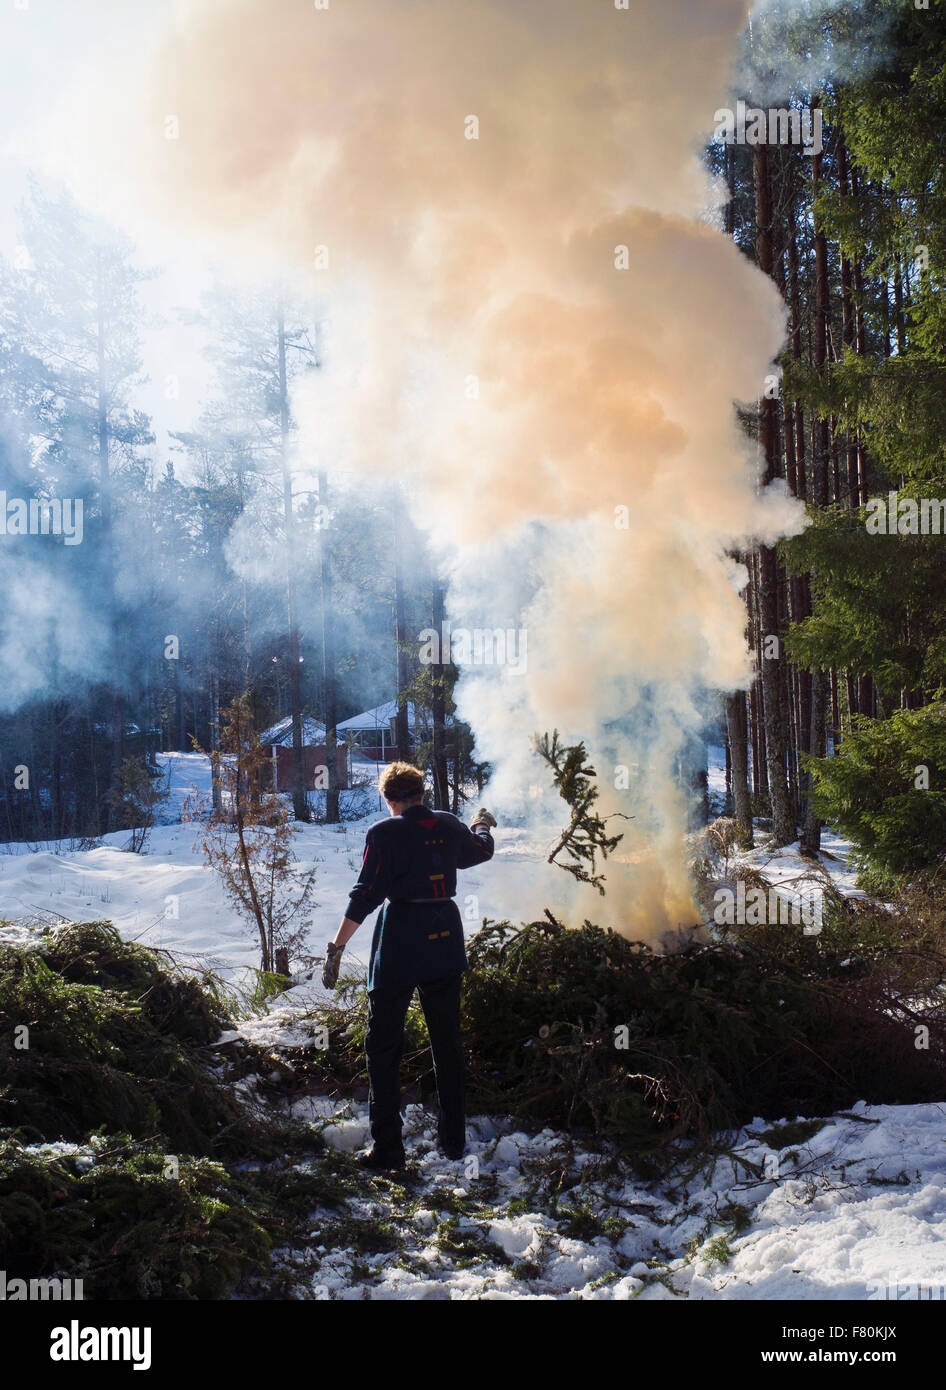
[344,804,494,925]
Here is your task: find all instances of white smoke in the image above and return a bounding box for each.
[51,0,812,937]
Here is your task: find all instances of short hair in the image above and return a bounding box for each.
[379,761,426,803]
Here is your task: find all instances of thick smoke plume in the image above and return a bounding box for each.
[93,0,805,938]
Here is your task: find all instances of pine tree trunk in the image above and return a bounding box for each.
[851,169,874,712]
[830,667,841,751]
[802,142,832,855]
[210,664,223,818]
[803,668,827,852]
[723,148,753,848]
[725,690,753,847]
[318,469,339,823]
[97,254,122,833]
[175,651,187,752]
[431,582,450,809]
[451,719,462,813]
[850,173,870,509]
[788,229,815,822]
[845,671,857,737]
[752,144,794,845]
[748,559,767,800]
[894,257,907,356]
[838,138,861,511]
[830,416,842,505]
[393,494,412,761]
[277,308,309,822]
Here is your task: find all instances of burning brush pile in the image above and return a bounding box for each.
[303,899,946,1170]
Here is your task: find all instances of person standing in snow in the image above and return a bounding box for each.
[322,761,496,1170]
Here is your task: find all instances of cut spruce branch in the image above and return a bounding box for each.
[533,730,631,895]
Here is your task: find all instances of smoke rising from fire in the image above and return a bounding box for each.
[95,0,805,938]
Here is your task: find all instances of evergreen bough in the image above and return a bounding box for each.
[534,730,629,894]
[0,921,345,1298]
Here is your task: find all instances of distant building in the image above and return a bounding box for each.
[260,715,349,793]
[337,700,421,763]
[261,701,449,792]
[261,716,328,747]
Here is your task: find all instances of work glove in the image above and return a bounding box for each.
[322,942,344,990]
[471,808,497,830]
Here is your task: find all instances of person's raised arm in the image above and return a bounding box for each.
[456,807,496,868]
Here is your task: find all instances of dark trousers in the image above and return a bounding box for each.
[365,972,465,1155]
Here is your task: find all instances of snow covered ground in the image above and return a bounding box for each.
[0,792,517,989]
[0,752,611,987]
[2,750,944,1301]
[263,1095,946,1301]
[230,965,946,1302]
